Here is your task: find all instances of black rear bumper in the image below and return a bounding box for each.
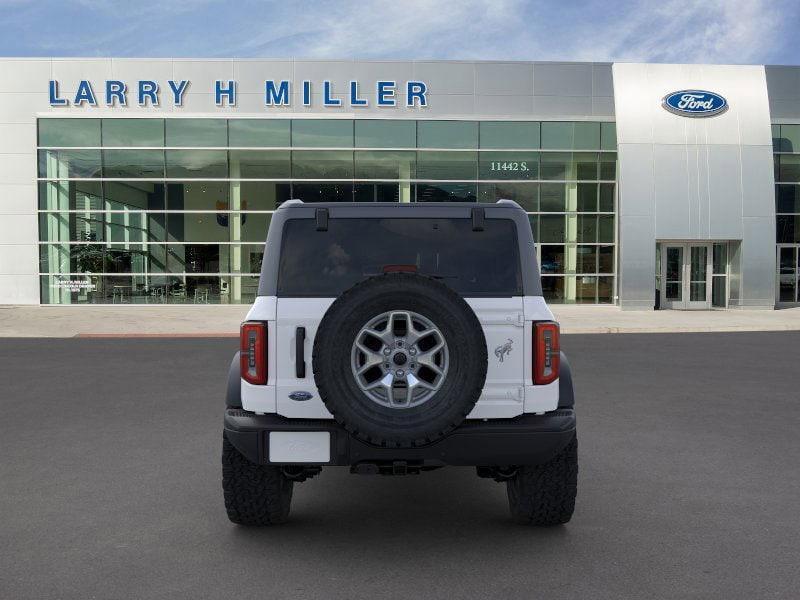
[224,408,576,468]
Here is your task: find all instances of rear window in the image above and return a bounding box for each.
[277,217,522,297]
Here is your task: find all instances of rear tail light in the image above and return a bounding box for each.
[382,264,418,273]
[240,321,267,385]
[533,321,560,385]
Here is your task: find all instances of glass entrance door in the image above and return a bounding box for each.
[662,245,685,309]
[777,245,799,304]
[659,243,712,309]
[687,245,710,309]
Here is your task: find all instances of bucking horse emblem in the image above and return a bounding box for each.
[494,338,513,362]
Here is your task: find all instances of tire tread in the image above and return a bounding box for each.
[507,435,578,526]
[222,433,293,525]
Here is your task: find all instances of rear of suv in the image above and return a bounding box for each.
[223,200,577,526]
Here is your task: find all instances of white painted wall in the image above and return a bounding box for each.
[613,63,776,309]
[0,59,50,303]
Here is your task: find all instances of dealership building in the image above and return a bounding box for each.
[0,58,798,309]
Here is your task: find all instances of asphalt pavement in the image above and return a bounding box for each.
[1,332,799,599]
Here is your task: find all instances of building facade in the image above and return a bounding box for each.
[0,58,798,309]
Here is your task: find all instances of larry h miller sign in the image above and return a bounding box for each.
[47,79,429,108]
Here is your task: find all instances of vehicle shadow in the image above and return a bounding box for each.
[224,466,574,547]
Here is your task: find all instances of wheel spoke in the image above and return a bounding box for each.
[356,355,384,375]
[402,374,418,406]
[364,327,393,346]
[356,340,385,360]
[421,362,445,378]
[407,372,435,394]
[364,372,394,402]
[380,373,394,401]
[416,340,445,369]
[355,340,387,376]
[404,325,428,346]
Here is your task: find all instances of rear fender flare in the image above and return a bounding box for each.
[226,351,242,408]
[558,351,575,408]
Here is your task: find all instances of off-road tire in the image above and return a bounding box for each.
[313,273,487,449]
[507,434,578,525]
[222,433,293,525]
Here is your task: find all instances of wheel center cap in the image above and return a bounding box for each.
[392,352,408,366]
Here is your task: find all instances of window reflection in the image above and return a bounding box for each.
[292,150,353,178]
[292,120,353,147]
[166,119,227,147]
[229,150,290,179]
[37,118,618,304]
[355,120,416,148]
[416,151,477,180]
[39,119,100,147]
[355,151,416,179]
[166,150,227,178]
[479,182,538,211]
[103,150,165,178]
[480,122,540,149]
[38,149,102,178]
[103,119,164,147]
[229,120,290,147]
[417,121,478,149]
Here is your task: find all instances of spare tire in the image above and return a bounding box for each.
[313,273,487,448]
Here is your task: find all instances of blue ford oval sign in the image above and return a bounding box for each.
[288,391,313,402]
[662,90,728,117]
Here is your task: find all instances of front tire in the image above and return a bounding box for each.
[222,433,293,525]
[507,434,578,526]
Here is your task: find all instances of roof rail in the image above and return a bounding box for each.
[278,199,304,209]
[496,198,522,209]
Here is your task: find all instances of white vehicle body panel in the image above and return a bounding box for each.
[274,297,335,419]
[464,297,526,419]
[240,294,560,417]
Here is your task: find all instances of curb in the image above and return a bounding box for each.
[561,325,800,334]
[74,332,238,338]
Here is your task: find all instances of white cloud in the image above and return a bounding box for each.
[0,0,795,64]
[570,0,786,64]
[230,0,525,59]
[227,0,795,64]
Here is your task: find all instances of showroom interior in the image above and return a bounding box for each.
[36,117,617,305]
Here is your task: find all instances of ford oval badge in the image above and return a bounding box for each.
[289,391,313,401]
[662,90,728,117]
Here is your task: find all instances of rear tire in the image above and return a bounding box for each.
[507,434,577,526]
[222,433,293,525]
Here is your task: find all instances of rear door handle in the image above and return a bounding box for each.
[295,327,306,378]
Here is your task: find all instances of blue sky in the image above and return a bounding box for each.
[1,0,798,65]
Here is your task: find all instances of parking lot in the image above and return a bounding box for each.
[2,332,799,599]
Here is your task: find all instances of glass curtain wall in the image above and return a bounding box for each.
[37,118,617,304]
[774,124,800,304]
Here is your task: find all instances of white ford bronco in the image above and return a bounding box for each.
[223,200,577,526]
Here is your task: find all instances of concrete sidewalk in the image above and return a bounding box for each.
[2,304,800,337]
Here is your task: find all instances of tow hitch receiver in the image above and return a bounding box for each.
[350,461,433,476]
